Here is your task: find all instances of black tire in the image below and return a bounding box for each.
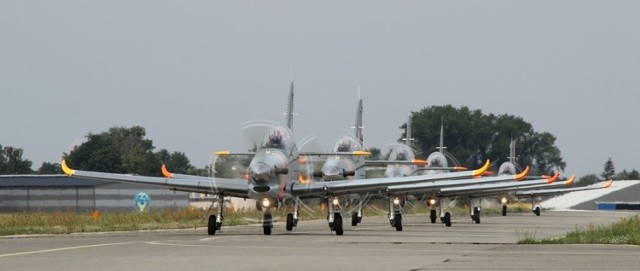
[207,215,217,235]
[286,213,294,231]
[394,214,403,231]
[534,206,541,216]
[334,213,344,235]
[351,212,358,226]
[502,205,507,216]
[263,213,272,235]
[430,209,437,224]
[474,208,481,224]
[444,212,451,227]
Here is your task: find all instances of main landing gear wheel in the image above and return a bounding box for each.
[263,212,273,235]
[472,207,481,224]
[333,213,344,235]
[444,212,452,227]
[286,213,294,231]
[533,206,541,216]
[430,209,437,224]
[502,205,508,216]
[351,212,358,226]
[207,215,217,235]
[394,214,403,231]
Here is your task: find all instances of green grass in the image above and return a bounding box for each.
[519,215,640,245]
[0,202,531,236]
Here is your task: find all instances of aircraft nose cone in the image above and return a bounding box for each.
[250,163,272,182]
[322,166,340,181]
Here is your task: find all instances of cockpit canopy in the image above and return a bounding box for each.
[260,126,294,151]
[388,145,415,161]
[332,135,361,152]
[498,162,517,175]
[426,152,448,168]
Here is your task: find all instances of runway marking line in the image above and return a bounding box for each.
[0,242,134,258]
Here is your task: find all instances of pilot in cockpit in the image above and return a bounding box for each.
[395,150,408,161]
[268,131,283,148]
[337,141,351,152]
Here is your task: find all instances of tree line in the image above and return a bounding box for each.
[1,105,637,185]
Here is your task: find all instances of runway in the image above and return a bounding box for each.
[1,211,638,270]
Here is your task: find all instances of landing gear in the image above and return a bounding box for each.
[533,205,541,216]
[263,210,273,235]
[389,197,404,231]
[327,197,344,235]
[502,205,508,216]
[469,198,481,224]
[285,197,300,231]
[429,209,437,224]
[393,214,403,231]
[351,212,358,226]
[472,207,481,224]
[207,195,224,235]
[444,212,451,227]
[333,213,344,235]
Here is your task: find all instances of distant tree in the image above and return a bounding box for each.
[0,145,33,174]
[155,149,192,174]
[65,126,163,176]
[405,105,565,175]
[601,157,616,180]
[37,162,60,174]
[366,147,382,160]
[628,169,640,180]
[576,174,599,187]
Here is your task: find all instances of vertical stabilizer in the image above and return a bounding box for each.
[354,98,364,145]
[437,117,446,153]
[508,138,516,164]
[404,114,413,147]
[286,81,294,130]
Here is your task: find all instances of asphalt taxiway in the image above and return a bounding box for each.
[1,211,638,270]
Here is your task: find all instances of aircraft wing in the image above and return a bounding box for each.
[290,160,491,197]
[385,166,529,195]
[514,180,613,197]
[438,172,563,197]
[61,160,250,198]
[364,159,428,167]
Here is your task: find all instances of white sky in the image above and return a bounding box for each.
[1,1,639,177]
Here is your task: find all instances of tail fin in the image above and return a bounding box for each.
[354,98,364,145]
[437,117,446,153]
[286,81,294,130]
[508,138,516,164]
[403,114,413,147]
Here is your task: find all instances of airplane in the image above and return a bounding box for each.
[61,83,496,236]
[514,178,613,216]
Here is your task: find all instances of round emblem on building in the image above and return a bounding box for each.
[134,191,151,212]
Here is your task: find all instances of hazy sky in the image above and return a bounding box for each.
[1,1,639,177]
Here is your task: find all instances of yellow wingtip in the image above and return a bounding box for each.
[352,151,371,156]
[514,166,530,181]
[161,164,173,178]
[213,151,230,156]
[472,160,490,177]
[564,175,576,186]
[603,179,613,188]
[61,160,75,176]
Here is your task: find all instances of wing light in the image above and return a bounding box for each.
[161,164,173,178]
[514,166,530,181]
[61,160,75,176]
[563,175,576,186]
[546,172,560,184]
[351,151,371,156]
[453,166,468,171]
[603,179,613,188]
[472,160,490,177]
[213,151,231,156]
